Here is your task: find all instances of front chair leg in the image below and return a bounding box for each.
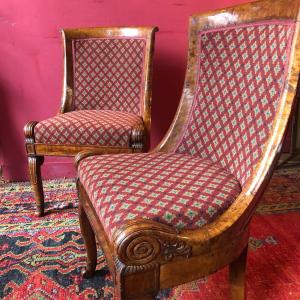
[114,262,159,300]
[115,280,157,300]
[79,203,97,278]
[229,245,248,300]
[28,155,45,217]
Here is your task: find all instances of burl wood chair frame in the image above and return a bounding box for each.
[75,1,300,299]
[24,27,158,216]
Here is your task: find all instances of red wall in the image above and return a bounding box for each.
[0,0,251,181]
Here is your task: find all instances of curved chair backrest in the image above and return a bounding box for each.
[157,0,300,193]
[61,27,157,132]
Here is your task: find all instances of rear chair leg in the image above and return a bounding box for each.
[78,202,97,278]
[229,245,248,300]
[28,155,45,217]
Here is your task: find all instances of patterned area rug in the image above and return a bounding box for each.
[0,167,300,299]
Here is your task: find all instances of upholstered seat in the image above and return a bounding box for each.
[78,152,241,238]
[34,110,143,147]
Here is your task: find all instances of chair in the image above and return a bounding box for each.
[24,26,158,216]
[75,0,300,299]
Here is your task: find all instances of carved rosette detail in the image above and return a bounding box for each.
[115,227,192,272]
[120,235,161,266]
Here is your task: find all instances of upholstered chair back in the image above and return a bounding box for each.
[175,21,295,186]
[70,36,147,115]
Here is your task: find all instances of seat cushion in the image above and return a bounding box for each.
[78,152,242,239]
[34,110,143,147]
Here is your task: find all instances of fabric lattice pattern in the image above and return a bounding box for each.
[34,110,143,147]
[72,38,146,114]
[78,152,241,238]
[176,22,295,186]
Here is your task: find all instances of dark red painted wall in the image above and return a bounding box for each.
[0,0,252,181]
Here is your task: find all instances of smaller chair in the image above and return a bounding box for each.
[75,0,300,299]
[24,26,158,216]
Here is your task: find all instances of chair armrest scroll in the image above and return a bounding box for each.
[24,121,38,142]
[130,125,146,151]
[24,121,38,155]
[112,219,192,271]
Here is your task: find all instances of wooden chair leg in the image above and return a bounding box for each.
[115,286,157,300]
[114,265,159,300]
[28,155,45,217]
[79,203,97,278]
[229,245,248,300]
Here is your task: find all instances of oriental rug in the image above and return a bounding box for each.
[0,167,299,300]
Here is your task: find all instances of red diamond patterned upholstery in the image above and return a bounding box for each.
[175,21,295,186]
[72,38,146,114]
[34,110,143,147]
[78,152,242,239]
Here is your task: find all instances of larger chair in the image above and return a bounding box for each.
[76,1,300,299]
[24,26,158,216]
